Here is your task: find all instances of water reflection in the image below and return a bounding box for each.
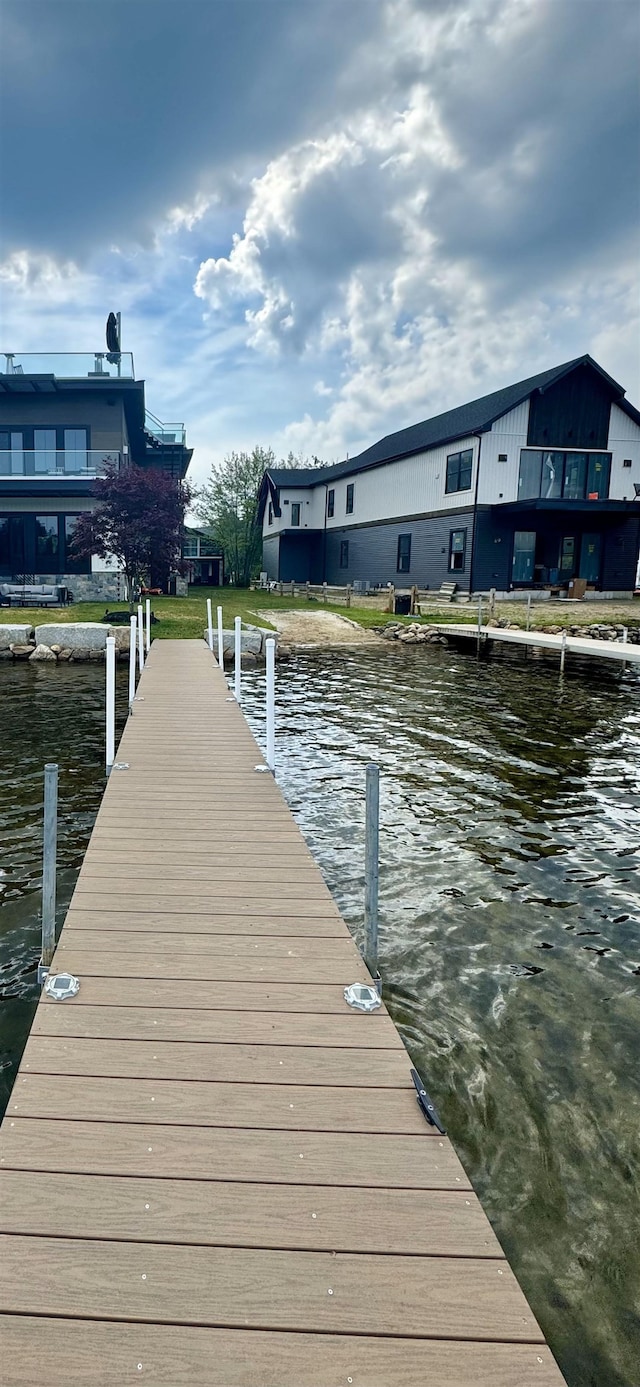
[242,644,640,1387]
[0,663,128,1111]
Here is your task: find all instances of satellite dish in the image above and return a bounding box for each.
[106,312,120,359]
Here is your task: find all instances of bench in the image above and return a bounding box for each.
[0,582,69,608]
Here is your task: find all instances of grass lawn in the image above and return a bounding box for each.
[1,587,638,639]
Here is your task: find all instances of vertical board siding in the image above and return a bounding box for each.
[476,404,529,506]
[324,438,479,530]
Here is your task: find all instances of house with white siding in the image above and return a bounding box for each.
[259,356,640,596]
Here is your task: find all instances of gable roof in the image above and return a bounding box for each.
[264,355,639,496]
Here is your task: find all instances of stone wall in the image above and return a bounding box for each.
[33,572,124,602]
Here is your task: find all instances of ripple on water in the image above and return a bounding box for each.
[240,644,640,1387]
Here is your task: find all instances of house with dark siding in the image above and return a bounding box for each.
[259,356,640,596]
[0,348,192,600]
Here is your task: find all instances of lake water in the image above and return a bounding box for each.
[1,647,639,1386]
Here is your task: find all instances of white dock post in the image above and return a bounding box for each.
[560,628,567,674]
[40,764,58,973]
[217,605,224,669]
[137,603,145,673]
[206,598,214,652]
[105,636,116,773]
[128,615,137,708]
[477,595,483,656]
[265,637,276,771]
[622,626,628,645]
[145,598,151,654]
[234,615,242,700]
[364,763,380,977]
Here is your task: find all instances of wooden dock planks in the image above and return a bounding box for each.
[0,639,567,1385]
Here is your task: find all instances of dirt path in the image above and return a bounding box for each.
[258,609,378,646]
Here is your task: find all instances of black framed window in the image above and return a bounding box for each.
[346,483,354,514]
[268,504,273,526]
[35,515,59,568]
[340,540,349,568]
[327,488,335,518]
[64,515,91,574]
[448,529,466,572]
[518,450,611,501]
[445,449,473,494]
[291,502,301,526]
[397,533,411,573]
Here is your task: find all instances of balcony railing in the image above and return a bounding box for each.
[0,450,121,478]
[145,409,186,446]
[1,353,135,380]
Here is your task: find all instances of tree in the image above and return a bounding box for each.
[196,446,273,587]
[196,446,326,587]
[71,460,194,607]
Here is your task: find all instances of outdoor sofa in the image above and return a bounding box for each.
[0,583,70,607]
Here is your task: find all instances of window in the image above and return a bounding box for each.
[63,429,88,473]
[563,454,587,500]
[182,536,199,558]
[397,534,411,573]
[34,430,56,474]
[340,540,349,568]
[0,432,24,476]
[518,450,611,501]
[64,515,91,574]
[0,515,25,572]
[327,488,335,518]
[36,515,59,569]
[623,459,632,468]
[448,529,466,572]
[445,449,473,494]
[268,504,273,526]
[346,483,354,514]
[291,502,301,526]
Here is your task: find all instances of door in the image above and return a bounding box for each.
[579,533,601,584]
[512,530,536,583]
[559,535,576,578]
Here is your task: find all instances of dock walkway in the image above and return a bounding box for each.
[435,621,640,664]
[0,640,566,1385]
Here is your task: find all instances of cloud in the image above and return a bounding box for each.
[1,0,638,480]
[191,0,640,459]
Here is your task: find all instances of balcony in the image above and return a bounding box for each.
[0,450,121,479]
[1,352,135,380]
[144,409,186,447]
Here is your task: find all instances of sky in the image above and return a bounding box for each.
[0,0,638,486]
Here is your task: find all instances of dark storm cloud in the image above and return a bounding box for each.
[422,0,640,295]
[0,0,381,258]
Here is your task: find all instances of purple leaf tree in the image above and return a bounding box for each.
[70,461,194,608]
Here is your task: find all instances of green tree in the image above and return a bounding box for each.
[196,447,325,587]
[196,447,271,586]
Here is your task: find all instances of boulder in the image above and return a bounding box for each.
[35,622,110,651]
[205,628,274,657]
[69,648,91,662]
[0,624,33,648]
[9,644,34,660]
[240,651,258,668]
[29,644,57,662]
[57,649,73,662]
[277,643,292,660]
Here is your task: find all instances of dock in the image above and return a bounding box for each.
[436,621,640,664]
[0,640,567,1385]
